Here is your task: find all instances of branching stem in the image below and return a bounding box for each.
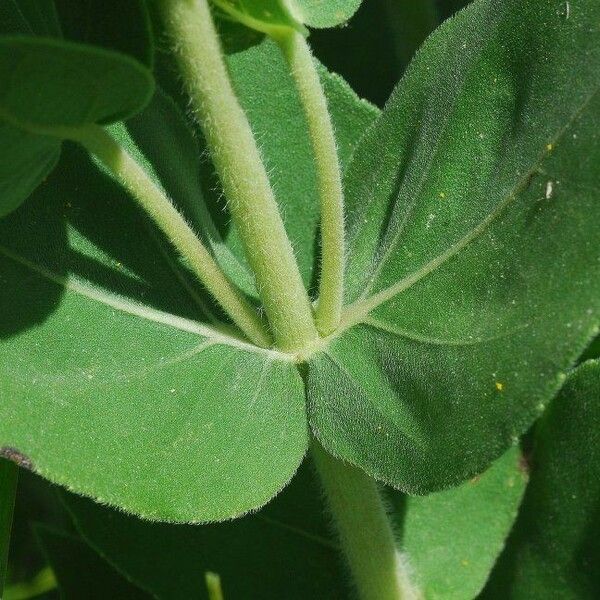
[277,31,346,336]
[158,0,318,352]
[73,125,272,349]
[311,442,420,600]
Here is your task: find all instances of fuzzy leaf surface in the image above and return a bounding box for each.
[0,42,375,521]
[0,144,307,523]
[481,360,600,599]
[0,37,153,129]
[307,0,600,492]
[388,446,527,599]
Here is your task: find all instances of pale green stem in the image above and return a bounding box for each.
[72,125,272,349]
[204,572,224,600]
[0,459,18,600]
[4,567,57,600]
[158,0,318,352]
[311,442,420,600]
[277,32,346,336]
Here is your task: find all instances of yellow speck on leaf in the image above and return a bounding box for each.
[439,192,446,199]
[495,381,504,391]
[546,143,553,151]
[461,560,470,567]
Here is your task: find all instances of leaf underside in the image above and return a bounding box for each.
[0,0,598,525]
[0,40,375,522]
[481,360,600,598]
[307,0,600,493]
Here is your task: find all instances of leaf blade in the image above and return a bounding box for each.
[308,0,600,493]
[480,360,600,598]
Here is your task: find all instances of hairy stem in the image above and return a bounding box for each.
[158,0,318,352]
[278,32,346,336]
[73,125,272,349]
[0,458,18,597]
[311,442,420,600]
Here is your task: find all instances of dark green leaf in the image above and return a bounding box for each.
[310,0,439,107]
[0,0,61,36]
[0,36,154,129]
[0,458,18,596]
[580,334,600,362]
[437,0,472,20]
[388,446,527,599]
[54,0,154,67]
[307,0,600,492]
[35,526,151,599]
[481,360,600,599]
[62,461,351,599]
[0,123,60,217]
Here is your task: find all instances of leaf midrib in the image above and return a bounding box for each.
[341,86,600,330]
[0,243,288,362]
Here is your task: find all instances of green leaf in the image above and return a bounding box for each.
[54,0,154,67]
[292,0,363,28]
[0,123,60,217]
[387,446,527,599]
[210,0,363,35]
[61,460,351,599]
[480,360,600,599]
[0,144,308,523]
[210,0,306,36]
[0,458,18,596]
[0,35,154,217]
[0,33,374,522]
[581,334,600,362]
[35,526,151,599]
[307,0,600,493]
[437,0,472,20]
[0,36,154,130]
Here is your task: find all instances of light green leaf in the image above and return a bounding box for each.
[0,35,154,217]
[0,36,154,130]
[0,144,307,523]
[61,461,351,599]
[210,0,306,36]
[387,446,527,599]
[307,0,600,492]
[293,0,363,28]
[0,458,18,596]
[35,526,151,599]
[0,30,375,522]
[481,360,600,599]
